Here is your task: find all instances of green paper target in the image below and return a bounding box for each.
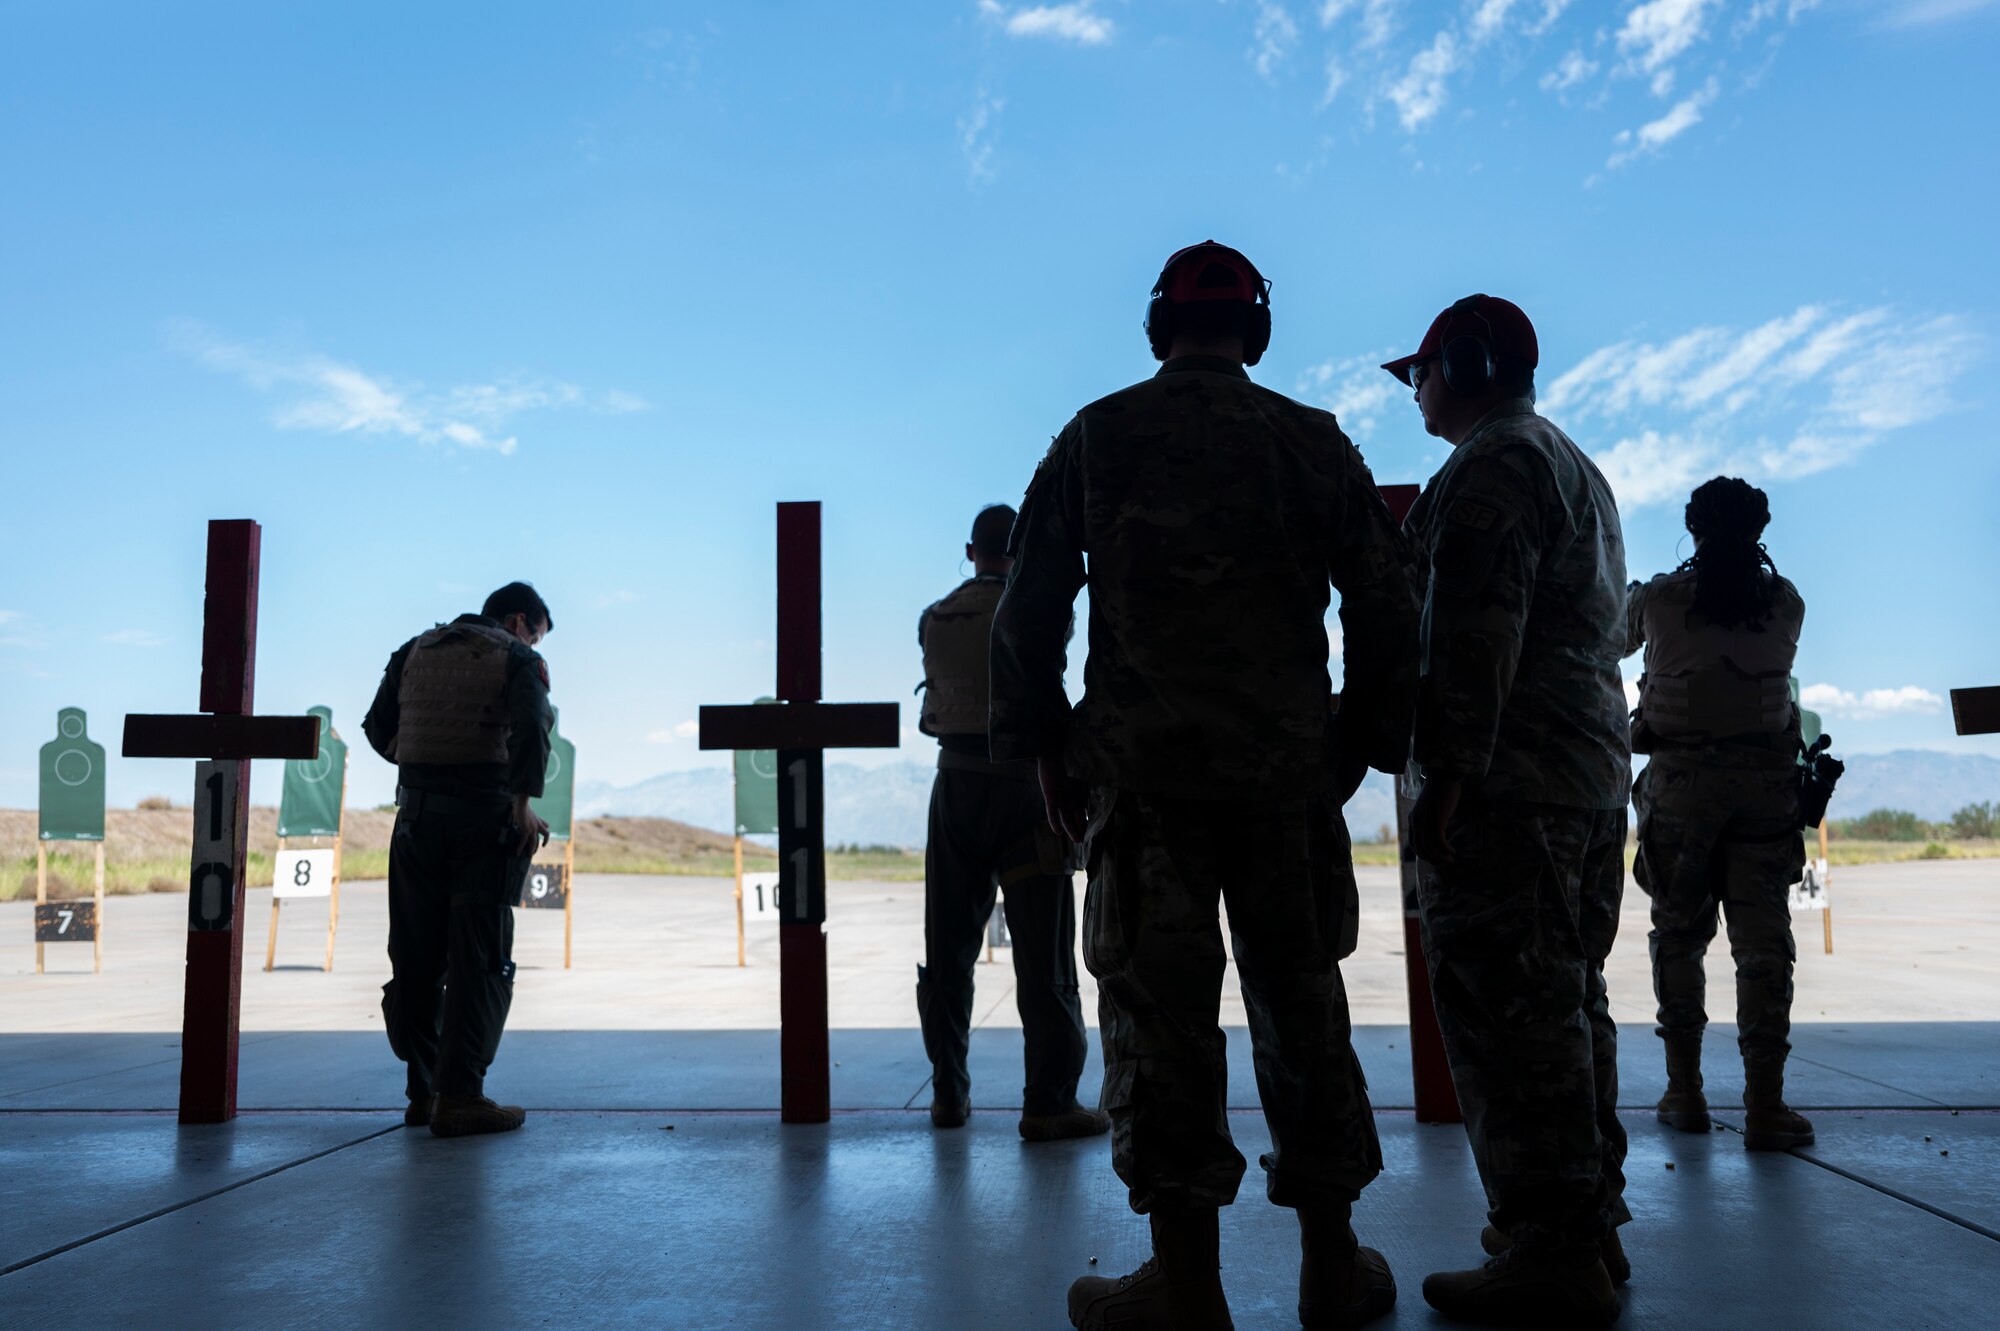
[531,706,576,842]
[277,705,347,838]
[732,697,779,835]
[39,708,105,842]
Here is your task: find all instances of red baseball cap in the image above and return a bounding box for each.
[1381,294,1538,386]
[1153,241,1269,305]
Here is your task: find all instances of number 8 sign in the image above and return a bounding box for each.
[275,849,336,900]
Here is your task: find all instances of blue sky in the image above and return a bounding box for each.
[2,0,1996,812]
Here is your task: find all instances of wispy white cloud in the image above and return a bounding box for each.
[1253,2,1303,78]
[646,719,703,744]
[0,611,19,626]
[1541,48,1600,92]
[1616,0,1723,78]
[1526,0,1578,35]
[1800,684,1947,720]
[1606,76,1719,167]
[1468,0,1521,44]
[1877,0,1999,26]
[978,1,1114,44]
[958,87,1005,184]
[1542,304,1979,506]
[1297,352,1407,439]
[101,629,166,647]
[170,322,646,456]
[1386,29,1463,130]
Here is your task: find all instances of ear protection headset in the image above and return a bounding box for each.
[1144,242,1273,366]
[1439,295,1497,396]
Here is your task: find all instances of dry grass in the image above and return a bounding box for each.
[7,808,1978,903]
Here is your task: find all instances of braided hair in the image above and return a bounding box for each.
[1675,476,1780,630]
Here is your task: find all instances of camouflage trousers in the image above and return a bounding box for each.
[1634,751,1804,1071]
[1082,786,1381,1215]
[1417,797,1629,1251]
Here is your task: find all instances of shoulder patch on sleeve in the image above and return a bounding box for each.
[535,657,550,689]
[1448,498,1503,531]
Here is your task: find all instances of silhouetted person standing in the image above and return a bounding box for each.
[1386,296,1633,1325]
[1627,478,1815,1152]
[915,503,1104,1141]
[992,241,1420,1331]
[363,581,553,1138]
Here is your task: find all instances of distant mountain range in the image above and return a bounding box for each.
[582,761,1396,848]
[577,748,2000,848]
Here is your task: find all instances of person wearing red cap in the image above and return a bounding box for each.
[1385,296,1634,1325]
[991,241,1421,1331]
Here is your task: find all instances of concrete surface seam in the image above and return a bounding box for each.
[0,1124,401,1279]
[1780,1051,1954,1108]
[1787,1148,2000,1244]
[0,1056,188,1102]
[1710,1116,2000,1245]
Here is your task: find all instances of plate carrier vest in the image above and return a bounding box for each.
[395,619,519,766]
[919,576,1005,738]
[1637,570,1802,743]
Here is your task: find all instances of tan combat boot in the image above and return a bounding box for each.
[1019,1102,1111,1142]
[930,1096,969,1129]
[1297,1206,1397,1329]
[403,1094,436,1128]
[1422,1243,1618,1328]
[1067,1209,1233,1331]
[1481,1224,1630,1286]
[1742,1063,1814,1151]
[1655,1034,1711,1133]
[429,1093,527,1138]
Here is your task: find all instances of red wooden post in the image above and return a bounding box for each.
[121,520,321,1125]
[183,519,259,1125]
[776,502,830,1124]
[700,502,899,1124]
[1379,483,1462,1125]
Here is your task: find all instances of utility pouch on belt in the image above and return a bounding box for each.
[498,835,534,908]
[1797,734,1844,830]
[997,823,1078,888]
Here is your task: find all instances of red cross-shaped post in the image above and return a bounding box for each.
[121,520,321,1124]
[699,502,900,1123]
[1377,481,1463,1126]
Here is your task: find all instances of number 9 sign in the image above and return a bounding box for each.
[520,862,568,910]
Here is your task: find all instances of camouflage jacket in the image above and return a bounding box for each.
[1406,399,1630,809]
[988,355,1422,799]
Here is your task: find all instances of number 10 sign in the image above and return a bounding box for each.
[189,761,241,932]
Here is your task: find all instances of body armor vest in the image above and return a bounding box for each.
[1638,570,1803,742]
[919,577,1006,737]
[395,620,518,766]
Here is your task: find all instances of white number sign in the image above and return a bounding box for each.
[743,871,781,924]
[1787,858,1830,912]
[276,848,336,900]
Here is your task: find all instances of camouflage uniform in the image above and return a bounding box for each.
[990,354,1422,1214]
[1405,399,1632,1252]
[1626,569,1807,1075]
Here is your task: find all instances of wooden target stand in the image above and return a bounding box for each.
[521,836,576,968]
[264,785,347,973]
[34,842,104,974]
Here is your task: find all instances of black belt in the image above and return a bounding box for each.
[397,785,509,813]
[936,749,1037,782]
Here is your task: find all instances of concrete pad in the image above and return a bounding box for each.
[1785,1111,2000,1238]
[3,1110,1995,1329]
[0,1113,389,1273]
[9,1022,1993,1114]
